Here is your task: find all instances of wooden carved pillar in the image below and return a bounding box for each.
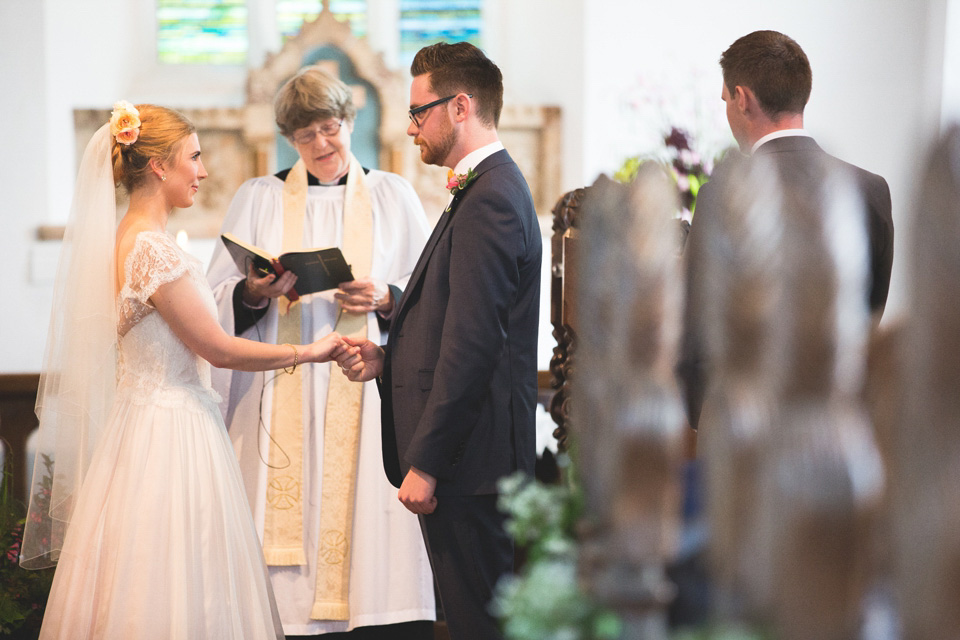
[573,167,686,638]
[693,154,784,621]
[891,126,960,640]
[688,149,887,638]
[549,188,585,453]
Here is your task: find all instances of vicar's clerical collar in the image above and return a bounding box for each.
[274,166,369,186]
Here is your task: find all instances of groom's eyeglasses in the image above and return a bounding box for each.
[408,94,472,128]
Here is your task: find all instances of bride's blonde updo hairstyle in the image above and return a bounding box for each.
[111,103,195,192]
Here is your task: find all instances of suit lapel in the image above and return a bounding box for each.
[391,150,513,329]
[390,204,457,327]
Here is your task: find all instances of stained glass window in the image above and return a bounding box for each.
[399,0,482,65]
[157,0,248,64]
[156,0,481,66]
[276,0,367,40]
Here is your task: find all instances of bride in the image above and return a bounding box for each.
[20,102,348,638]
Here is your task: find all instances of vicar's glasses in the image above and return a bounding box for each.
[291,119,344,145]
[408,94,472,128]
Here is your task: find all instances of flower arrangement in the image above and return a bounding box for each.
[0,452,55,636]
[614,126,717,222]
[109,100,141,146]
[492,459,621,640]
[492,459,774,640]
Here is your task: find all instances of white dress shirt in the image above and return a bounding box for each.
[750,128,812,154]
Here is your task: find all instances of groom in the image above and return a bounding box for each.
[336,42,541,640]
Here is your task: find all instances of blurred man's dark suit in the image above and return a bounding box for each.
[677,134,894,429]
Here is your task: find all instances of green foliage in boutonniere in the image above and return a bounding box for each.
[446,167,479,195]
[445,167,479,211]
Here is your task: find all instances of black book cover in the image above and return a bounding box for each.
[221,233,353,296]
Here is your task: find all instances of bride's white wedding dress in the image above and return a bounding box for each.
[39,231,283,639]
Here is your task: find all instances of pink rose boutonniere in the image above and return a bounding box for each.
[445,167,478,211]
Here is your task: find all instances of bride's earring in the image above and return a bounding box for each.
[160,174,167,182]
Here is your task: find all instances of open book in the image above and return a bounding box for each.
[221,233,354,299]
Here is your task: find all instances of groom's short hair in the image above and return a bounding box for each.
[720,30,812,119]
[411,42,504,128]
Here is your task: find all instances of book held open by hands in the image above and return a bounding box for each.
[221,233,354,299]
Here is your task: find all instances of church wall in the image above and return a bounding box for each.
[939,0,960,126]
[483,0,586,195]
[1,1,52,373]
[580,0,947,323]
[0,0,588,374]
[0,0,947,372]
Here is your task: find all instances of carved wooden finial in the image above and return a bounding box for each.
[760,156,882,640]
[573,166,685,638]
[695,153,785,621]
[892,125,960,640]
[693,149,884,639]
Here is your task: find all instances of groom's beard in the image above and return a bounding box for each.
[416,117,457,168]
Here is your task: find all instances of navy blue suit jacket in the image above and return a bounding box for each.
[379,149,541,495]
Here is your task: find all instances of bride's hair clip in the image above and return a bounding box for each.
[110,100,141,146]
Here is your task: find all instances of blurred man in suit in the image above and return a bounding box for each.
[336,42,541,640]
[678,29,894,429]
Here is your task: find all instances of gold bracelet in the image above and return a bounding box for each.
[282,343,298,374]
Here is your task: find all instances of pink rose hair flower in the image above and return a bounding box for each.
[109,100,141,146]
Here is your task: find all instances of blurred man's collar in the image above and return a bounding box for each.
[750,128,811,154]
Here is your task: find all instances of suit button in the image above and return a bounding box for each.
[451,442,466,465]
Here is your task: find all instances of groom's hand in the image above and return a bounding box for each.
[398,467,438,514]
[334,336,384,382]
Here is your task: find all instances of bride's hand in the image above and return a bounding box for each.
[303,332,348,363]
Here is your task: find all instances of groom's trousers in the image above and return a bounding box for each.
[418,495,512,640]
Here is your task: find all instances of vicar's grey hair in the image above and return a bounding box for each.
[274,66,357,137]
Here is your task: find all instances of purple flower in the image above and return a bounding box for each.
[679,149,700,166]
[664,127,691,152]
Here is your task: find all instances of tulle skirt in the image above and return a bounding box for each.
[39,391,283,639]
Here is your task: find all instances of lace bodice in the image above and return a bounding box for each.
[116,231,220,406]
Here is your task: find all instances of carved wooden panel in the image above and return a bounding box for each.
[548,188,585,453]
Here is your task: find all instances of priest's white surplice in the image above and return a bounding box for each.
[207,170,435,635]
